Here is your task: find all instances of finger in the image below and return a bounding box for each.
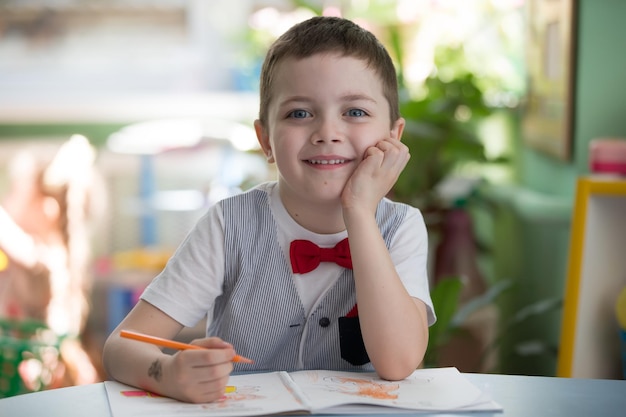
[191,337,233,349]
[190,357,233,380]
[377,138,408,155]
[183,373,232,404]
[198,375,232,403]
[375,141,408,170]
[361,147,384,171]
[176,347,236,369]
[173,352,233,388]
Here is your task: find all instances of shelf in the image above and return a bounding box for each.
[557,176,626,379]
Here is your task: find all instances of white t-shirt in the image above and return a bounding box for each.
[142,182,435,329]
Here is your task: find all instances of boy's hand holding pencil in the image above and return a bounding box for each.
[118,330,253,403]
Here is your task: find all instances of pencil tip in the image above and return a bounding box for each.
[234,355,254,364]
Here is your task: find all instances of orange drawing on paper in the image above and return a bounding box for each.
[324,376,400,400]
[198,385,265,409]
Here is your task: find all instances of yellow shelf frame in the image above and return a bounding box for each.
[557,176,626,378]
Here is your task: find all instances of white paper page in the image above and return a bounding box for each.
[104,372,306,417]
[287,367,502,414]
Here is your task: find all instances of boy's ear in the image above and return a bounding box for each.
[391,117,406,141]
[254,120,274,163]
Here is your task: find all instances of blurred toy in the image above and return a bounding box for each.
[0,135,104,392]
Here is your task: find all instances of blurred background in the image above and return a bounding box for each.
[0,0,625,396]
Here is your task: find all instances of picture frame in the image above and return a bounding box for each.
[521,0,578,161]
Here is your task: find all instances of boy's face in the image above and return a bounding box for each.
[255,53,404,208]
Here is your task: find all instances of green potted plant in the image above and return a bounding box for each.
[393,59,491,211]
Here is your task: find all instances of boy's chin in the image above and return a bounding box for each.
[280,178,348,203]
[311,186,347,204]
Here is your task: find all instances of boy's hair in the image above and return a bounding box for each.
[258,16,400,127]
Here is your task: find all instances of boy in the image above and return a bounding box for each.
[103,16,435,404]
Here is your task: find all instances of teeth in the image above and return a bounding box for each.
[308,159,346,165]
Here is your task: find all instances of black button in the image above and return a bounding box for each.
[319,317,331,327]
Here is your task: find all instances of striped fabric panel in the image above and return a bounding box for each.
[375,198,408,248]
[213,188,408,372]
[213,189,304,371]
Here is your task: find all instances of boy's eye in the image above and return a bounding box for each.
[288,110,311,119]
[346,108,367,117]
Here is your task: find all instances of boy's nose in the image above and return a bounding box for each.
[311,117,343,144]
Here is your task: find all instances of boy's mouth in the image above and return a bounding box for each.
[306,159,348,165]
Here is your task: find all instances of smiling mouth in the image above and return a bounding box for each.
[306,159,348,165]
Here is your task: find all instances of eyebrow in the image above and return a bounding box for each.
[279,93,378,107]
[341,94,378,105]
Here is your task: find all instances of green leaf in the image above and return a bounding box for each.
[428,277,463,346]
[506,297,563,328]
[424,277,463,366]
[450,279,513,327]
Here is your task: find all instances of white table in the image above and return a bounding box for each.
[1,373,625,417]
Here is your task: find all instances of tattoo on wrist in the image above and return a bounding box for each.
[148,359,163,382]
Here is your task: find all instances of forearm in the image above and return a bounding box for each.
[103,331,174,394]
[345,207,429,380]
[102,300,184,396]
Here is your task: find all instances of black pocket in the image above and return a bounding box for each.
[338,316,370,366]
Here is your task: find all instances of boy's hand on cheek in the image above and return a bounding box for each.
[342,138,409,213]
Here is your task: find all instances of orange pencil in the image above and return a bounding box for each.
[120,330,254,364]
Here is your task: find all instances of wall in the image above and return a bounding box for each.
[524,0,626,192]
[573,0,626,170]
[482,0,626,376]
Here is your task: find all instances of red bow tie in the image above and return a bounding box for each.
[289,238,353,274]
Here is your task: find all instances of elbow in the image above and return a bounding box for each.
[376,364,416,381]
[372,344,427,381]
[373,354,423,381]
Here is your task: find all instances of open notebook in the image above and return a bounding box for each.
[104,367,503,416]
